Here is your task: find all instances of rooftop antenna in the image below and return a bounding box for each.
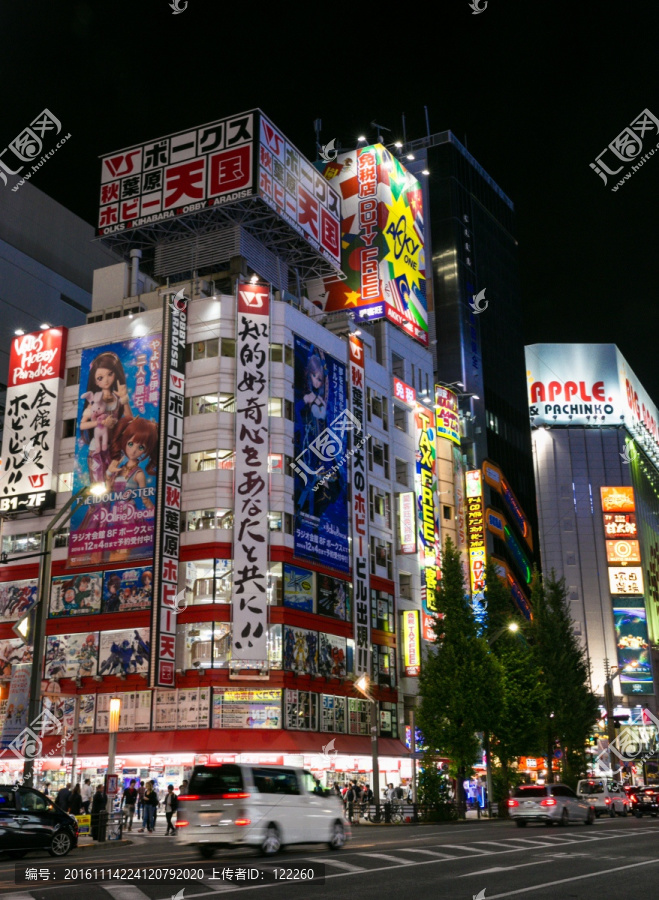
[424,106,431,139]
[314,118,322,159]
[371,120,392,143]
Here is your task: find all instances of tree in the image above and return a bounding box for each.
[418,537,503,814]
[483,561,547,812]
[529,570,599,786]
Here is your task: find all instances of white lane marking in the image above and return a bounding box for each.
[506,837,572,847]
[358,853,415,864]
[440,844,493,854]
[461,855,588,877]
[395,848,457,859]
[1,894,36,900]
[470,841,535,850]
[479,858,659,899]
[305,857,366,872]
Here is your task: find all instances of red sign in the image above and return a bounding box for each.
[393,377,416,406]
[7,328,67,387]
[237,282,270,316]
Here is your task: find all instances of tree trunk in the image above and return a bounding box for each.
[500,758,510,817]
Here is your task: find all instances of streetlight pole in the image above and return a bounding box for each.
[603,665,621,782]
[355,675,380,820]
[107,697,121,814]
[484,622,522,817]
[23,483,104,786]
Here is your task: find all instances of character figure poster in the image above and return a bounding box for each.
[45,633,98,679]
[292,335,349,573]
[49,572,102,617]
[68,335,162,567]
[103,566,152,613]
[0,579,38,622]
[98,628,150,676]
[283,625,319,675]
[283,563,314,612]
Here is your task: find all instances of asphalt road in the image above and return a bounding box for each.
[1,816,658,900]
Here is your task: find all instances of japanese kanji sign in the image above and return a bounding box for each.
[349,334,370,676]
[231,281,270,663]
[0,327,67,512]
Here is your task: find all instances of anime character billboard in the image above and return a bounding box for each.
[0,579,38,622]
[45,633,98,679]
[98,628,150,676]
[68,335,162,567]
[283,625,319,675]
[292,335,349,573]
[49,572,102,617]
[103,566,152,613]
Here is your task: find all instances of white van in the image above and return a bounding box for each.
[576,778,629,817]
[176,764,349,857]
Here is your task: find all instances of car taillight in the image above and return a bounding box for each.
[540,798,557,807]
[177,795,199,801]
[605,797,611,804]
[507,799,519,808]
[235,818,251,826]
[175,820,189,827]
[222,793,250,799]
[631,794,638,803]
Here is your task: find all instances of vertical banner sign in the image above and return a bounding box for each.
[434,384,460,445]
[402,610,421,676]
[0,327,67,513]
[415,405,440,642]
[231,281,270,663]
[349,335,370,676]
[149,298,186,688]
[466,469,487,627]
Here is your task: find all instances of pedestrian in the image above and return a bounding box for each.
[43,782,50,797]
[55,783,71,811]
[164,784,178,835]
[91,785,107,840]
[333,781,342,799]
[68,784,83,816]
[81,778,93,814]
[179,779,188,795]
[136,780,145,817]
[121,779,138,832]
[344,781,356,822]
[139,780,159,832]
[360,783,374,818]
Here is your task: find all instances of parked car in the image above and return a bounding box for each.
[508,783,595,827]
[176,764,349,857]
[627,786,658,817]
[0,785,78,857]
[576,778,629,817]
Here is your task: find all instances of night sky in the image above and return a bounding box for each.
[4,2,658,396]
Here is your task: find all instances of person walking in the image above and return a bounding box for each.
[136,780,145,818]
[81,779,93,815]
[139,780,159,833]
[164,784,178,835]
[55,783,71,811]
[360,784,374,819]
[121,779,138,832]
[91,785,107,840]
[68,784,83,816]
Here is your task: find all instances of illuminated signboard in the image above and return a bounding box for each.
[415,406,440,640]
[466,469,486,624]
[606,540,641,565]
[486,509,505,539]
[309,144,428,346]
[435,385,460,445]
[0,327,67,512]
[608,566,644,596]
[393,377,416,406]
[613,607,654,691]
[402,610,421,676]
[399,491,417,554]
[491,556,531,619]
[504,525,532,586]
[603,512,637,538]
[482,460,533,551]
[601,486,635,513]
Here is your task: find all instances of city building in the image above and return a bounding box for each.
[527,342,659,727]
[0,183,120,441]
[0,112,448,796]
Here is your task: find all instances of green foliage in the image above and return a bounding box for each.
[417,753,456,821]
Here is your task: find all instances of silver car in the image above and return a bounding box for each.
[508,783,595,827]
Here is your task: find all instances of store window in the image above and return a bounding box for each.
[183,508,233,531]
[285,689,319,731]
[184,558,233,605]
[212,687,282,729]
[178,621,232,669]
[1,532,41,555]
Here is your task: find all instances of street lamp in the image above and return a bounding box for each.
[107,697,122,813]
[354,675,380,819]
[22,482,105,786]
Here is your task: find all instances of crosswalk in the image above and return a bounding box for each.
[2,828,651,898]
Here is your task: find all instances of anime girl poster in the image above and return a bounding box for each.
[0,579,38,622]
[102,566,152,613]
[49,572,102,617]
[292,335,349,573]
[68,335,162,567]
[45,632,98,679]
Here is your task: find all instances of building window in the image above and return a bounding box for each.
[392,352,404,380]
[399,573,412,600]
[268,512,283,532]
[348,698,370,735]
[284,399,294,421]
[270,343,283,362]
[371,589,395,633]
[186,339,219,362]
[284,512,294,535]
[184,558,233,605]
[443,505,453,521]
[269,398,282,417]
[393,404,407,432]
[56,472,73,492]
[395,458,409,486]
[184,508,233,531]
[184,393,235,415]
[285,345,294,367]
[220,338,235,358]
[285,689,319,731]
[65,366,80,387]
[370,538,392,578]
[1,532,42,555]
[62,419,76,439]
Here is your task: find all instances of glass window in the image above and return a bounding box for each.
[268,563,282,606]
[220,338,235,358]
[65,366,80,387]
[268,512,282,532]
[18,790,51,812]
[320,694,346,733]
[372,440,384,468]
[189,764,244,795]
[393,405,407,432]
[62,419,76,438]
[348,697,369,735]
[395,458,408,486]
[184,508,233,531]
[302,770,324,796]
[219,393,235,413]
[56,472,73,492]
[253,768,300,795]
[399,573,412,600]
[392,353,404,379]
[0,791,15,809]
[284,399,294,421]
[187,394,219,415]
[269,398,282,417]
[513,786,548,798]
[270,344,283,362]
[178,621,232,670]
[285,690,318,731]
[285,346,294,367]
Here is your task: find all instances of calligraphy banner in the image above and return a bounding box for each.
[0,327,67,513]
[231,281,270,662]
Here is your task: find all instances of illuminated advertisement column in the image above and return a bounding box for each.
[465,469,486,626]
[349,334,371,676]
[415,405,440,641]
[601,487,655,695]
[231,281,271,664]
[0,327,68,513]
[149,299,186,687]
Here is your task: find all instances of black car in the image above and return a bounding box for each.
[0,785,78,857]
[627,786,658,818]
